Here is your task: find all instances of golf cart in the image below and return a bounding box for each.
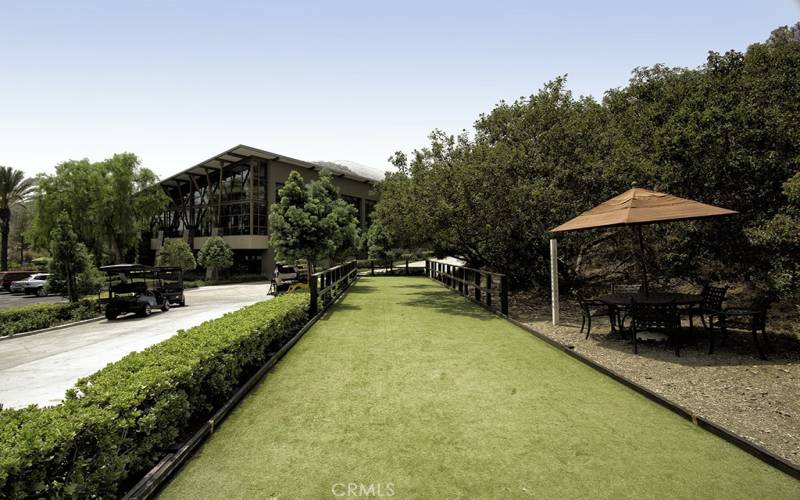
[99,264,184,320]
[155,266,186,307]
[267,261,309,296]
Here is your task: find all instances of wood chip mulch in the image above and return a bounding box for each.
[509,290,800,467]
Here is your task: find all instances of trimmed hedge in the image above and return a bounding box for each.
[0,299,104,337]
[0,292,309,497]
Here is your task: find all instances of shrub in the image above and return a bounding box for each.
[31,257,51,271]
[0,292,309,497]
[197,237,233,280]
[0,299,104,337]
[156,239,197,271]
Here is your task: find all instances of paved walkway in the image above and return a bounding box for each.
[0,282,270,408]
[161,277,798,499]
[0,290,66,309]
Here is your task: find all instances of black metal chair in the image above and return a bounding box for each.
[575,292,613,339]
[683,284,727,331]
[610,283,641,332]
[708,297,773,360]
[630,299,682,356]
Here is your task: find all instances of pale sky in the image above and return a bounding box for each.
[1,1,798,180]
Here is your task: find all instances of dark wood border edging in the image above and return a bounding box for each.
[423,275,800,480]
[123,276,358,499]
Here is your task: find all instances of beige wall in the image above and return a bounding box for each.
[266,159,377,226]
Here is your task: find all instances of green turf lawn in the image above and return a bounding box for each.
[161,277,799,499]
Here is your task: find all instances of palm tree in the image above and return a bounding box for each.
[0,166,34,271]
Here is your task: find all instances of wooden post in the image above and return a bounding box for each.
[405,259,409,276]
[474,270,481,302]
[371,260,374,276]
[500,275,509,316]
[550,238,560,325]
[309,272,318,317]
[635,225,649,295]
[486,274,493,308]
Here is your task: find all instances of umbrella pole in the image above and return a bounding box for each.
[636,225,649,295]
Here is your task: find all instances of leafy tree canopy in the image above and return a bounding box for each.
[373,23,800,297]
[0,166,34,271]
[28,153,168,264]
[156,239,197,271]
[269,170,361,267]
[197,236,233,280]
[49,212,102,302]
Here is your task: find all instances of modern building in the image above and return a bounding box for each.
[150,145,380,274]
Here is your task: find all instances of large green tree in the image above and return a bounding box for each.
[0,166,34,271]
[374,23,800,295]
[28,153,168,264]
[269,170,361,268]
[49,212,99,302]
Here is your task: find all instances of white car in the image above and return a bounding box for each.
[10,273,51,296]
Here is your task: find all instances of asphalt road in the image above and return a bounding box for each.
[0,282,271,408]
[0,291,67,309]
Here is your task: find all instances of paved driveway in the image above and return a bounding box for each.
[0,282,271,408]
[0,291,66,309]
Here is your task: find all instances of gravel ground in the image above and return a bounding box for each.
[510,290,800,467]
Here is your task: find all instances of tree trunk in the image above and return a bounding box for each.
[0,209,9,271]
[112,239,124,264]
[66,263,77,303]
[0,227,8,271]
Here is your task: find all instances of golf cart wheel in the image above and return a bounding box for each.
[36,288,47,297]
[140,304,152,317]
[161,300,170,312]
[105,309,118,320]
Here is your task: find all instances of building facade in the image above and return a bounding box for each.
[150,145,379,274]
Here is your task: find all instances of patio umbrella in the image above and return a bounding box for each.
[550,186,737,295]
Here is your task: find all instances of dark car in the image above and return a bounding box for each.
[99,264,184,320]
[0,271,35,292]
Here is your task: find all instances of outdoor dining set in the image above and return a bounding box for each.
[550,185,774,360]
[575,284,773,359]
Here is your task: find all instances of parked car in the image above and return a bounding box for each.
[10,273,51,296]
[267,262,309,295]
[0,271,35,292]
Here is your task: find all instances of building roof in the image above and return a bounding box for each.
[160,144,377,187]
[550,187,738,232]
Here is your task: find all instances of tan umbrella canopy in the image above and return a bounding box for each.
[550,187,737,294]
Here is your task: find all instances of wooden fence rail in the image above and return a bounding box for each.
[425,259,508,315]
[309,261,358,317]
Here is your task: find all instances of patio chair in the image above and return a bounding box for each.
[708,296,773,360]
[683,284,727,331]
[630,299,682,356]
[610,283,641,332]
[575,291,613,339]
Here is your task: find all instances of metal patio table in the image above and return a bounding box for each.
[595,292,702,338]
[596,292,702,307]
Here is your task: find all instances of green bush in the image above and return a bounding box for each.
[0,292,309,497]
[0,299,104,337]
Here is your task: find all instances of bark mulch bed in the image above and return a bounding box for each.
[510,290,800,468]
